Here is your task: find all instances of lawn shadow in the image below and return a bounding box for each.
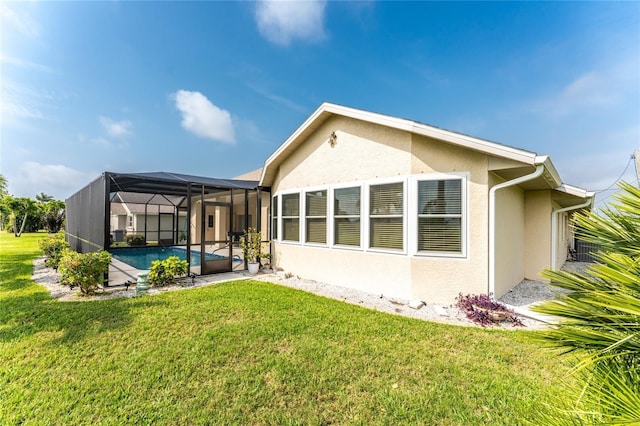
[0,252,170,344]
[0,290,170,344]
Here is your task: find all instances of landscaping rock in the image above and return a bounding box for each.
[408,300,425,310]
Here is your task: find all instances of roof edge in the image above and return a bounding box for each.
[260,102,541,186]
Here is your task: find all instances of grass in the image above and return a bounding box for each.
[0,232,569,425]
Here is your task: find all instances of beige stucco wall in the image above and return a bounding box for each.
[276,116,412,191]
[493,183,525,298]
[273,116,414,298]
[271,116,496,304]
[409,134,491,303]
[524,190,552,280]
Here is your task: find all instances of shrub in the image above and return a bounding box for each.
[58,250,111,295]
[241,227,262,263]
[531,181,640,424]
[125,233,146,246]
[39,234,70,269]
[455,293,523,327]
[148,256,188,287]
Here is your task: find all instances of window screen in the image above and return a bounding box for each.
[369,182,404,250]
[417,179,462,253]
[334,187,360,246]
[282,193,300,242]
[272,196,278,240]
[306,190,327,244]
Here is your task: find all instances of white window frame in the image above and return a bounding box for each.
[364,177,407,255]
[280,190,301,244]
[409,173,468,258]
[330,183,364,250]
[304,187,328,246]
[271,194,279,241]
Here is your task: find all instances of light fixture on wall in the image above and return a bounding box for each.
[328,131,337,147]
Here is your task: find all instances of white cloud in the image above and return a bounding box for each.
[1,4,40,39]
[527,54,639,120]
[246,82,307,113]
[255,0,327,46]
[99,116,133,138]
[13,162,96,199]
[0,78,50,125]
[173,90,235,144]
[0,54,56,73]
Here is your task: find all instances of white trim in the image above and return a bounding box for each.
[303,186,329,246]
[331,182,364,250]
[410,172,469,259]
[260,103,541,187]
[365,177,408,255]
[280,190,301,243]
[271,174,472,259]
[271,194,279,241]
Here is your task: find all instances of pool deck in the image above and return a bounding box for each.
[109,258,141,286]
[108,257,247,287]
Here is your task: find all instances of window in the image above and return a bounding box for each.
[208,214,214,228]
[272,196,278,240]
[282,193,300,242]
[417,179,463,253]
[334,187,361,246]
[306,190,327,244]
[127,214,133,228]
[369,182,404,250]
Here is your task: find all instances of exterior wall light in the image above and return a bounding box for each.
[329,131,337,147]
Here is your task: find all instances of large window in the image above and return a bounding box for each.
[271,196,278,240]
[305,190,327,244]
[282,193,300,242]
[417,178,463,253]
[334,187,360,246]
[369,182,404,250]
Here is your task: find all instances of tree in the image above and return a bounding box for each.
[35,192,54,203]
[41,200,65,233]
[532,181,640,424]
[4,196,39,237]
[0,173,8,196]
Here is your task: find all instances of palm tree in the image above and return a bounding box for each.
[532,181,640,424]
[35,192,54,203]
[0,173,8,196]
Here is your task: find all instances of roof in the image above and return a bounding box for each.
[106,171,259,196]
[259,102,566,190]
[234,168,263,181]
[110,192,184,215]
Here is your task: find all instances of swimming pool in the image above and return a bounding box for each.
[110,246,234,270]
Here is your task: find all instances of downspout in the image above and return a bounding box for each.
[550,198,593,270]
[489,164,545,298]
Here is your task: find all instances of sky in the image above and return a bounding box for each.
[1,1,639,209]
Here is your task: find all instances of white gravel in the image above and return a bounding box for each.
[30,257,591,329]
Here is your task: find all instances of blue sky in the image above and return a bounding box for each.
[1,1,639,208]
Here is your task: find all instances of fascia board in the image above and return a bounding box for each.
[410,123,537,164]
[260,102,550,186]
[556,183,595,199]
[534,155,562,188]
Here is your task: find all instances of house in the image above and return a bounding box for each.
[259,103,594,304]
[109,192,188,244]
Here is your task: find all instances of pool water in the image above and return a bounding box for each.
[110,246,233,270]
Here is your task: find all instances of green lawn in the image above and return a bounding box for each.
[0,232,568,425]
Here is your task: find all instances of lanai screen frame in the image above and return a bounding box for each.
[66,171,267,273]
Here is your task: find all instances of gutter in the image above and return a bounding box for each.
[488,164,545,298]
[550,197,594,269]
